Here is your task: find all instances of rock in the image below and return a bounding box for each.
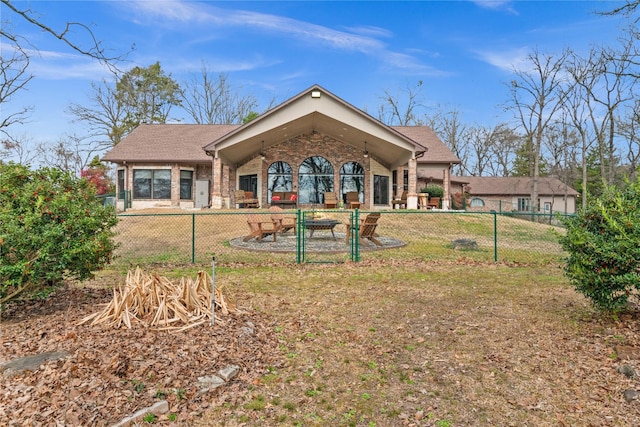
[451,239,478,250]
[624,389,640,403]
[240,321,255,336]
[111,400,169,426]
[0,350,70,374]
[218,365,240,381]
[197,375,225,392]
[618,364,636,378]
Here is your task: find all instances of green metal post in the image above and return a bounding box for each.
[353,209,360,262]
[191,213,196,263]
[296,209,302,264]
[493,210,498,262]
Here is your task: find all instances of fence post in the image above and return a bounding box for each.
[191,213,195,264]
[492,210,498,262]
[296,209,302,264]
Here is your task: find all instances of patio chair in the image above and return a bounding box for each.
[345,212,382,246]
[392,190,407,209]
[345,191,361,209]
[324,192,338,209]
[243,214,279,242]
[269,206,297,234]
[427,197,441,209]
[235,189,259,208]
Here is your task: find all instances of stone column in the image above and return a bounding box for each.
[171,164,180,207]
[442,166,451,210]
[406,157,418,209]
[211,156,224,209]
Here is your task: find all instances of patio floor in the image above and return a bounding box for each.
[229,231,406,253]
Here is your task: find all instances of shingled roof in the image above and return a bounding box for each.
[393,126,460,164]
[102,124,238,163]
[102,123,457,165]
[462,176,579,196]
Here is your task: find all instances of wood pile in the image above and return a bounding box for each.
[79,267,237,331]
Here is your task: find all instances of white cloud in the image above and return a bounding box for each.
[474,47,529,72]
[122,0,443,73]
[469,0,518,15]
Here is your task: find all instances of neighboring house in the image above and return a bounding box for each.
[461,176,579,214]
[102,84,460,211]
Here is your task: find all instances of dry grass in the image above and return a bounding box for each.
[194,260,640,426]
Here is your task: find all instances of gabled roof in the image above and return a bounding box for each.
[462,176,579,197]
[102,124,238,163]
[102,84,458,167]
[394,126,460,164]
[204,84,432,168]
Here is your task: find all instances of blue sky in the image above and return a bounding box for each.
[2,0,629,151]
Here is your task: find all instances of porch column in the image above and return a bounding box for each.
[407,158,418,209]
[171,164,180,207]
[221,163,230,209]
[211,156,224,209]
[442,166,451,210]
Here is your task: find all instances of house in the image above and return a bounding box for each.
[461,176,579,214]
[102,84,460,211]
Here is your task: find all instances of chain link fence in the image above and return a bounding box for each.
[112,209,570,267]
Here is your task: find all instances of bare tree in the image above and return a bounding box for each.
[565,42,636,187]
[486,124,521,176]
[507,48,569,212]
[1,133,39,165]
[425,106,470,175]
[560,71,596,209]
[181,69,259,125]
[67,78,126,147]
[377,81,425,126]
[617,99,640,181]
[0,43,33,137]
[1,0,124,69]
[37,133,101,174]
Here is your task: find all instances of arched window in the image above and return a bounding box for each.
[298,156,334,204]
[267,161,293,200]
[340,161,364,203]
[470,197,485,207]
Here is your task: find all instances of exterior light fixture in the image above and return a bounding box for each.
[311,90,321,98]
[260,140,266,160]
[363,141,369,158]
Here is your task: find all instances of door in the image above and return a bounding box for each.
[239,174,258,196]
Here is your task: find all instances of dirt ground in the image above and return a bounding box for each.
[2,260,640,426]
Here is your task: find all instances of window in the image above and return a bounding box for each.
[180,170,193,200]
[117,169,125,200]
[470,197,485,207]
[298,156,333,204]
[239,174,258,196]
[267,161,293,199]
[133,169,171,199]
[373,175,389,205]
[340,162,364,203]
[517,197,531,212]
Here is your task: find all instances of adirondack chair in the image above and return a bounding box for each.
[345,191,361,209]
[324,192,338,209]
[243,214,279,242]
[269,206,296,234]
[345,212,382,246]
[392,190,407,209]
[235,189,259,208]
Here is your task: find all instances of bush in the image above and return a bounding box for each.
[420,185,444,198]
[560,180,640,312]
[0,163,118,305]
